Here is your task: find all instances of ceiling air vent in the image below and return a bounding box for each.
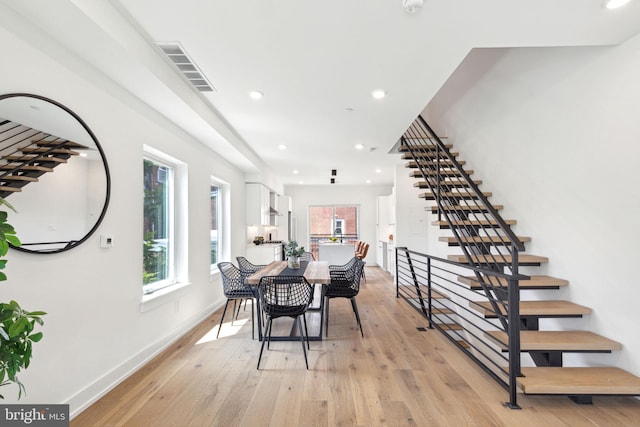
[156,42,216,93]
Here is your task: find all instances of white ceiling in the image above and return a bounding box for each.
[3,0,640,187]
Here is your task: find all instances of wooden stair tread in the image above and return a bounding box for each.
[486,330,622,352]
[0,164,54,172]
[413,180,481,188]
[22,147,79,155]
[398,142,452,151]
[428,205,504,213]
[419,191,491,199]
[401,151,459,160]
[406,159,465,165]
[4,155,67,163]
[433,219,516,227]
[410,170,474,177]
[439,235,531,245]
[447,254,547,265]
[518,367,640,395]
[0,186,21,192]
[458,275,569,290]
[438,323,463,331]
[0,175,39,182]
[34,139,86,149]
[432,307,454,315]
[470,300,591,317]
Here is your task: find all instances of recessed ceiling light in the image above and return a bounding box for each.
[371,89,386,99]
[293,169,299,175]
[278,144,287,150]
[298,180,304,184]
[249,90,263,100]
[366,179,371,184]
[606,0,631,8]
[355,144,364,150]
[375,168,381,173]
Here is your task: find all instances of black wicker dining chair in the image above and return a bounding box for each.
[236,256,267,284]
[324,257,365,338]
[257,275,314,369]
[217,262,256,339]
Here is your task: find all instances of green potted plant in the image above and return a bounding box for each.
[284,240,305,269]
[0,198,46,399]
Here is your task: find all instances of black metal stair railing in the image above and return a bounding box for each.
[396,247,527,409]
[397,115,530,408]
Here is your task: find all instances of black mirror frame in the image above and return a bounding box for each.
[1,93,111,254]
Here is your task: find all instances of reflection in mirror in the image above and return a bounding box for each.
[0,93,110,253]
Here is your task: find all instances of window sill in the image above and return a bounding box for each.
[140,281,191,313]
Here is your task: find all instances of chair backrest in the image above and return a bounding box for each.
[300,251,315,261]
[217,262,250,296]
[326,257,364,297]
[355,241,364,254]
[258,275,313,317]
[356,243,369,259]
[236,256,267,283]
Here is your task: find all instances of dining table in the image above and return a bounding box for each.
[245,260,330,341]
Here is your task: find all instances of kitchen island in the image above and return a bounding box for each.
[318,242,355,265]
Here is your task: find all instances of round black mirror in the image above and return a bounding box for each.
[0,93,110,253]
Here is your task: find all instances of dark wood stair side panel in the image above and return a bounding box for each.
[518,367,640,395]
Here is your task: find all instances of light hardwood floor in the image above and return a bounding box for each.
[71,267,640,427]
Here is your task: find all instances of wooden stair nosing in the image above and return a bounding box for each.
[458,275,569,290]
[470,300,592,318]
[439,235,531,246]
[447,253,546,266]
[0,185,21,193]
[485,330,622,352]
[518,367,640,395]
[437,323,463,331]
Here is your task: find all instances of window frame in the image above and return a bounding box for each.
[142,145,188,300]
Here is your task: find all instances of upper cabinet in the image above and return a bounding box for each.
[246,183,270,225]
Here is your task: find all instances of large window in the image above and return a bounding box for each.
[308,205,359,259]
[142,147,187,296]
[143,157,174,292]
[210,183,220,265]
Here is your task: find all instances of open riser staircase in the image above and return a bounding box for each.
[394,115,640,408]
[0,118,84,198]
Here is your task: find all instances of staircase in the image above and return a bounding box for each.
[395,115,640,407]
[0,119,83,198]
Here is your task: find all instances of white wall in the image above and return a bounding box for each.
[284,184,392,263]
[0,23,248,413]
[419,35,640,375]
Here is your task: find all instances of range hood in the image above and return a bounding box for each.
[269,207,281,216]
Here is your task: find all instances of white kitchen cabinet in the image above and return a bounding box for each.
[387,244,396,276]
[246,244,283,265]
[246,183,270,225]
